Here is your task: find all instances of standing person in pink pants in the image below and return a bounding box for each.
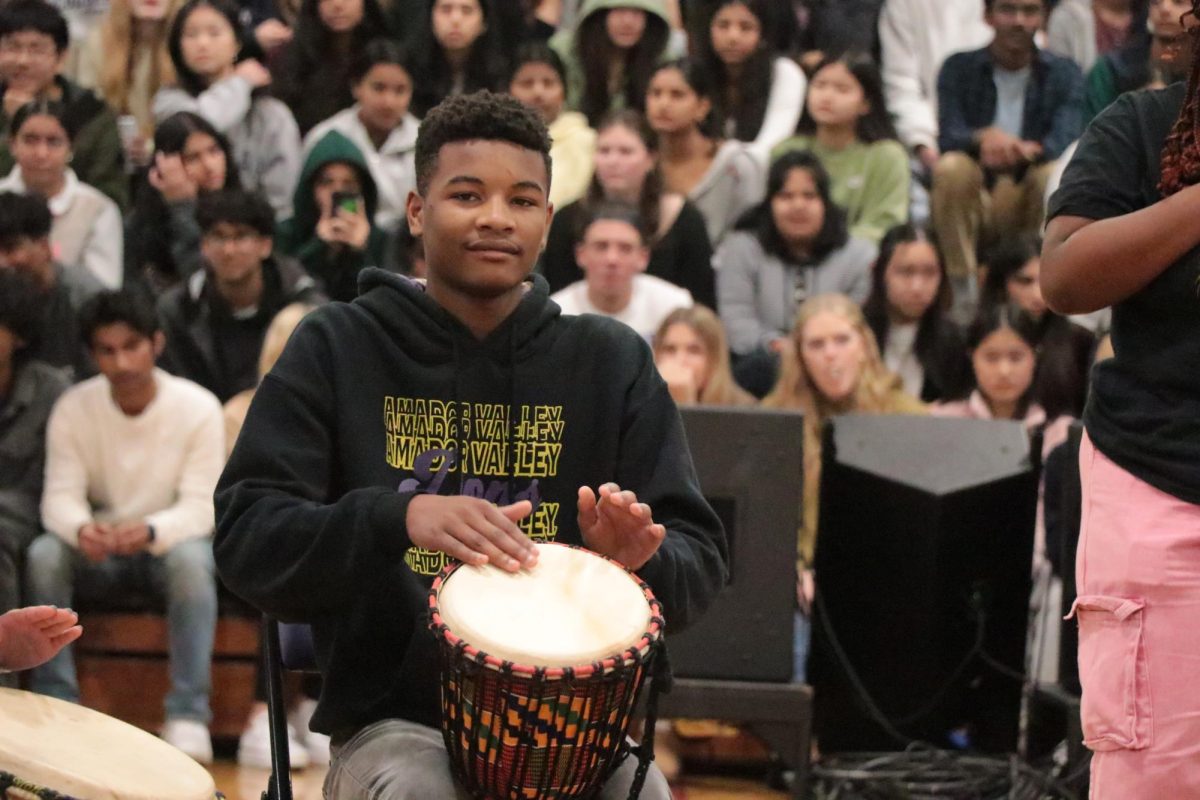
[1041,11,1200,793]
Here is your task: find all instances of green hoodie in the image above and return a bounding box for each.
[276,130,388,302]
[549,0,676,124]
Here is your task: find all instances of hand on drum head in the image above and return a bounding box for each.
[577,483,666,571]
[406,495,539,571]
[0,606,83,672]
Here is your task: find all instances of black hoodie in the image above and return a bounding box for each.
[214,269,728,741]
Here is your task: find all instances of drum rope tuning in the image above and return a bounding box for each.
[428,543,673,800]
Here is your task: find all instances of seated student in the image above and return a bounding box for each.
[652,304,755,407]
[1083,0,1188,124]
[761,292,923,681]
[715,150,878,397]
[125,111,240,293]
[646,58,765,248]
[877,0,992,176]
[550,0,678,127]
[0,0,127,209]
[551,202,693,340]
[409,0,508,118]
[541,110,715,307]
[27,289,224,763]
[979,233,1094,418]
[272,0,389,136]
[213,90,726,799]
[508,41,596,212]
[303,39,418,234]
[774,52,911,245]
[0,271,70,662]
[157,190,324,403]
[0,605,81,674]
[0,191,99,377]
[1046,0,1143,74]
[931,0,1083,299]
[0,100,122,288]
[154,0,301,219]
[694,0,805,154]
[933,302,1073,452]
[862,223,971,402]
[72,0,186,169]
[277,131,386,303]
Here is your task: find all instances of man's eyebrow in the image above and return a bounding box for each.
[443,175,546,194]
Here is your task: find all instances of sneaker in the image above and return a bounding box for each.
[162,718,213,765]
[289,698,331,767]
[238,705,310,770]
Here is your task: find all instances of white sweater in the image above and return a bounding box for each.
[878,0,993,152]
[551,274,693,342]
[41,369,225,555]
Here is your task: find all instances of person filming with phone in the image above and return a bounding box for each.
[276,130,390,301]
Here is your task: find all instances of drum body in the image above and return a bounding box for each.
[429,543,663,800]
[0,687,217,800]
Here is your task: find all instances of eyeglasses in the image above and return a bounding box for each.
[0,39,57,58]
[203,230,261,245]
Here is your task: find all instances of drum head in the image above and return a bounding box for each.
[0,688,216,800]
[437,543,652,668]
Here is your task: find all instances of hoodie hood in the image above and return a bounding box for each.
[576,0,670,26]
[288,130,380,237]
[354,268,564,366]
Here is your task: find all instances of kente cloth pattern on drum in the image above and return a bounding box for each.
[0,772,225,800]
[429,545,667,800]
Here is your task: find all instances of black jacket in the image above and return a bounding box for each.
[157,256,324,402]
[213,270,728,740]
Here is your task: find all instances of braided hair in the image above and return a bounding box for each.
[1158,1,1200,196]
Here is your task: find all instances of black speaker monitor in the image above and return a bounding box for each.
[810,414,1038,753]
[671,407,804,682]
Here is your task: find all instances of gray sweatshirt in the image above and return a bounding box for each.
[714,230,877,354]
[154,76,302,219]
[688,140,766,248]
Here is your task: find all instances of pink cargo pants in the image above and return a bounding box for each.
[1071,432,1200,798]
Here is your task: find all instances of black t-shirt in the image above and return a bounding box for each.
[1047,82,1200,504]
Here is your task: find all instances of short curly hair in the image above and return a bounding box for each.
[414,90,552,195]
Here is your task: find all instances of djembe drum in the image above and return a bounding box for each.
[0,687,219,800]
[428,542,667,800]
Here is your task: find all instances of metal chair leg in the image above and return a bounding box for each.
[262,617,294,800]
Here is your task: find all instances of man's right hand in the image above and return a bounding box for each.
[77,523,113,562]
[978,127,1024,171]
[405,495,538,572]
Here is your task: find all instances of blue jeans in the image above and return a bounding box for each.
[24,534,217,723]
[325,718,670,800]
[794,609,811,684]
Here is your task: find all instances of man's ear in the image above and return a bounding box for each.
[255,235,273,262]
[152,330,166,358]
[636,246,651,273]
[407,190,425,237]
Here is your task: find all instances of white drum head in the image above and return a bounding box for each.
[437,543,652,668]
[0,688,216,800]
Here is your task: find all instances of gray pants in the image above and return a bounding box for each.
[324,718,670,800]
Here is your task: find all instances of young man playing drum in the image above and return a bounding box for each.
[214,91,728,799]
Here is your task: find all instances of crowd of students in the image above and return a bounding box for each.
[0,0,1151,778]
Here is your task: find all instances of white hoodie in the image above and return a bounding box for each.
[878,0,993,153]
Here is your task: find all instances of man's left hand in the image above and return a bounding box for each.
[577,483,665,571]
[110,521,153,556]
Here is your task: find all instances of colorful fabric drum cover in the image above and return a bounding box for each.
[429,542,664,800]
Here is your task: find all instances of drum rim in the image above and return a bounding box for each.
[428,542,663,679]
